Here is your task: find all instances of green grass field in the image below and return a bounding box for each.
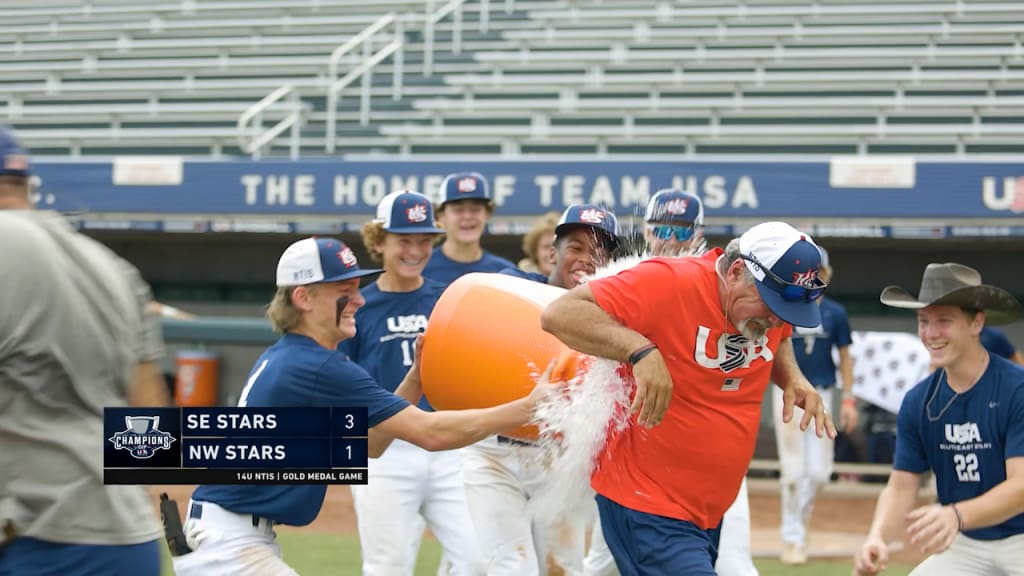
[160,532,914,575]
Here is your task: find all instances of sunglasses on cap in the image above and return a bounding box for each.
[740,254,828,303]
[648,224,698,242]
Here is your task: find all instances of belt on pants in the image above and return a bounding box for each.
[496,435,537,448]
[188,500,275,535]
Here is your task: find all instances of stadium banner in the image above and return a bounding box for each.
[32,158,1024,220]
[103,407,369,485]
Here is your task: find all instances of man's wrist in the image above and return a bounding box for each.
[627,342,658,366]
[950,503,965,532]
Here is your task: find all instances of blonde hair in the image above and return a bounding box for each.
[360,221,387,263]
[265,285,316,333]
[521,211,560,267]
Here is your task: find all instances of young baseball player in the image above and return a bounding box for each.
[584,189,760,576]
[466,204,619,576]
[422,172,515,285]
[342,190,484,575]
[774,245,855,564]
[542,222,836,575]
[855,263,1024,576]
[172,237,559,576]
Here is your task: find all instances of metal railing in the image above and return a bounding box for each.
[240,0,517,157]
[325,12,405,154]
[236,84,303,159]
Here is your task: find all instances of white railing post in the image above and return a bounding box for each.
[480,0,489,34]
[393,17,405,100]
[424,0,436,77]
[289,90,300,160]
[453,4,463,55]
[360,40,372,126]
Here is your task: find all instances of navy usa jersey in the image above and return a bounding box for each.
[894,354,1024,540]
[792,297,852,388]
[340,279,446,410]
[192,333,409,526]
[422,246,515,286]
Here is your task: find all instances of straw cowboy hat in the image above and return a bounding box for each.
[880,262,1022,325]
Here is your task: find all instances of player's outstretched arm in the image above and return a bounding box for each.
[541,284,672,427]
[374,362,559,452]
[368,337,424,457]
[854,469,921,576]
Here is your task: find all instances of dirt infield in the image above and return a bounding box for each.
[152,483,925,566]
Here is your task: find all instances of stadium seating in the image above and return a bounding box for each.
[2,0,1023,156]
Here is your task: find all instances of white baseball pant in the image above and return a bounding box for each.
[352,439,484,576]
[171,499,297,576]
[462,436,586,576]
[910,532,1024,575]
[582,477,758,576]
[774,386,835,547]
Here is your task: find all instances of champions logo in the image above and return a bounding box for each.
[108,416,175,459]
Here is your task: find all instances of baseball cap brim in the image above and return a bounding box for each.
[385,224,445,234]
[753,280,822,328]
[554,223,620,250]
[323,268,382,283]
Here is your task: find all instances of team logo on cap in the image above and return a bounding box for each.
[579,208,606,224]
[457,177,478,193]
[4,154,27,172]
[108,416,175,459]
[661,198,688,215]
[406,203,428,223]
[792,269,818,287]
[338,246,358,268]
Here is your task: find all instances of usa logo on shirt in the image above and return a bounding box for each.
[406,204,428,223]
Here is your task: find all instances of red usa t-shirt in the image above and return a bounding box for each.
[588,249,792,529]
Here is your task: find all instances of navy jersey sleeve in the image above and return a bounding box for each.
[314,353,410,427]
[981,327,1016,359]
[833,302,853,348]
[893,380,931,474]
[1007,382,1024,460]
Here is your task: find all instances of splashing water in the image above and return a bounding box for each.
[524,237,709,524]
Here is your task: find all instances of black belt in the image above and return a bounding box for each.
[189,502,268,528]
[496,435,536,448]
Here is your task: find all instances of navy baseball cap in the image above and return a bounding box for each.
[645,189,703,225]
[738,222,826,328]
[0,125,30,176]
[276,237,381,287]
[439,172,490,205]
[555,204,620,250]
[374,190,444,234]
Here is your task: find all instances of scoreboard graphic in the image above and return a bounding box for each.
[103,407,369,485]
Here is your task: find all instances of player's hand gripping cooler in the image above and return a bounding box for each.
[421,273,583,440]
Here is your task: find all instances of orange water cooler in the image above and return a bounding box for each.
[174,349,220,407]
[421,273,582,440]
